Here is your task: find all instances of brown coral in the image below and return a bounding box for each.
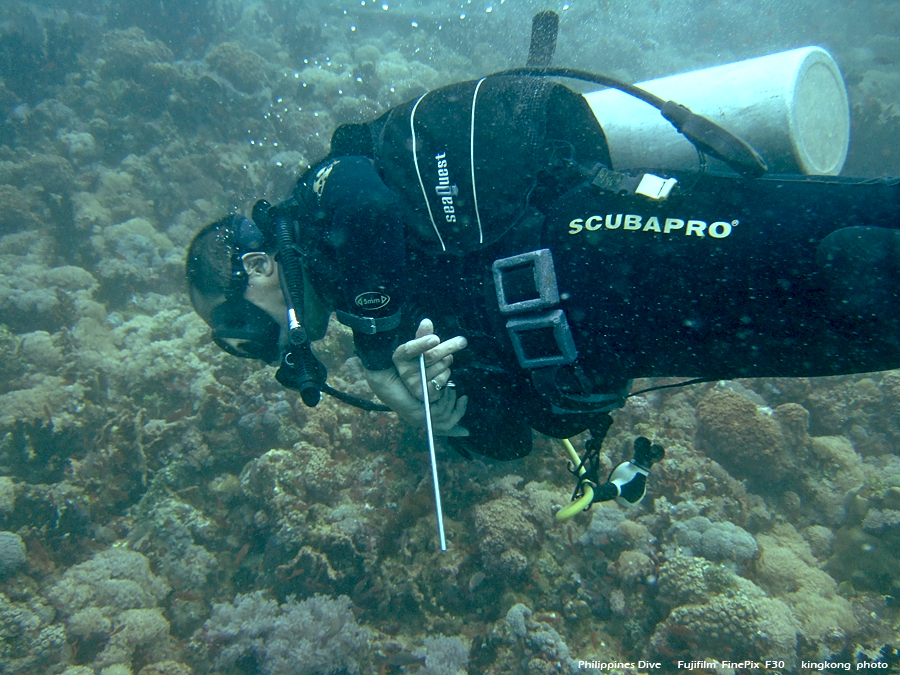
[611,550,653,584]
[0,185,44,233]
[755,532,858,643]
[138,662,193,675]
[695,389,792,482]
[653,583,798,665]
[101,28,174,79]
[206,42,269,94]
[15,153,76,197]
[473,496,537,577]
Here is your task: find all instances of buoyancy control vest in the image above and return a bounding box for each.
[331,75,612,255]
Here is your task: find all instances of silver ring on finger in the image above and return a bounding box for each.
[431,378,443,392]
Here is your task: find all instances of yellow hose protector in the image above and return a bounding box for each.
[555,438,594,521]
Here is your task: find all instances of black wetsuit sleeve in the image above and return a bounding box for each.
[298,156,406,371]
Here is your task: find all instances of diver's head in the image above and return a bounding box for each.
[186,214,287,363]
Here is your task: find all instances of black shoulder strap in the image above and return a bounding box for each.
[329,122,375,158]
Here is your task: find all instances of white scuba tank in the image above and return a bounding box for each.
[585,46,850,176]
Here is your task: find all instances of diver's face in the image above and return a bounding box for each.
[205,253,291,364]
[241,253,290,341]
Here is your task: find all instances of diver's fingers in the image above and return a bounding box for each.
[423,336,467,364]
[392,334,440,365]
[391,324,467,401]
[426,368,453,397]
[394,344,462,398]
[431,387,462,422]
[413,347,460,396]
[433,395,469,437]
[428,387,459,421]
[423,356,453,382]
[397,328,466,365]
[414,318,435,340]
[429,386,456,416]
[396,354,451,400]
[449,393,468,425]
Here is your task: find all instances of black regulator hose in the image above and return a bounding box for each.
[272,208,325,407]
[272,209,305,304]
[256,202,390,412]
[275,335,325,408]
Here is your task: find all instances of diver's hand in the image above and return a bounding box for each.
[393,319,467,401]
[363,319,469,436]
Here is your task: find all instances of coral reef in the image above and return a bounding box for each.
[100,28,175,80]
[755,530,858,645]
[0,592,67,673]
[412,635,470,675]
[0,532,26,576]
[654,579,800,665]
[202,591,372,674]
[107,0,221,56]
[46,548,177,670]
[0,1,898,673]
[473,496,539,577]
[673,516,758,565]
[695,387,800,485]
[0,185,45,234]
[0,2,93,104]
[206,43,270,95]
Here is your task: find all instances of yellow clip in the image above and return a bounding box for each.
[555,438,594,521]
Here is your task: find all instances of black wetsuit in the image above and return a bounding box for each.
[283,75,900,460]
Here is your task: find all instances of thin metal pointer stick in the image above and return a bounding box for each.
[419,353,447,551]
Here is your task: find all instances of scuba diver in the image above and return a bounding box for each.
[186,13,900,511]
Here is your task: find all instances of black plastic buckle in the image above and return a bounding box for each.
[335,310,401,335]
[492,249,560,315]
[506,309,578,369]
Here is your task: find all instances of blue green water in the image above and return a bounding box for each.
[0,0,898,673]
